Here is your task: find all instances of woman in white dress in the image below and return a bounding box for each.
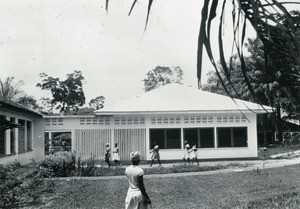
[125,151,151,209]
[191,142,199,165]
[183,140,191,165]
[112,143,121,166]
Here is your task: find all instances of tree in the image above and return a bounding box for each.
[36,70,86,114]
[89,96,105,110]
[196,1,300,106]
[17,96,39,109]
[203,29,300,144]
[0,77,25,101]
[143,66,183,92]
[108,1,300,104]
[0,77,44,111]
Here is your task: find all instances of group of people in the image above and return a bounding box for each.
[104,140,199,168]
[183,140,200,165]
[149,140,200,166]
[104,143,122,167]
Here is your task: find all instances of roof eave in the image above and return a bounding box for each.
[96,109,273,116]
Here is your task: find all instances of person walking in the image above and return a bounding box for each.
[149,141,161,167]
[183,140,191,165]
[112,143,122,166]
[104,143,111,168]
[191,142,199,165]
[125,151,151,209]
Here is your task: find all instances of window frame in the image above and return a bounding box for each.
[217,127,248,148]
[149,128,181,149]
[183,128,215,148]
[27,121,32,151]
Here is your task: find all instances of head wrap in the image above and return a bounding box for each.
[130,151,141,161]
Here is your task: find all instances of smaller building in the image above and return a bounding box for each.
[0,99,44,165]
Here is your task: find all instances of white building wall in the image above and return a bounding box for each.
[44,112,258,161]
[144,113,258,160]
[0,110,44,166]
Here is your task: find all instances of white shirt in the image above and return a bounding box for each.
[125,165,144,191]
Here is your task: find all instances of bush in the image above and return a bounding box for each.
[76,157,97,176]
[38,151,76,177]
[0,164,22,208]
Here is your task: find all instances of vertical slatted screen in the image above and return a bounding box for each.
[75,129,111,161]
[114,129,146,160]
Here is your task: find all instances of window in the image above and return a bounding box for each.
[27,121,32,150]
[200,128,214,148]
[0,115,5,155]
[233,127,248,147]
[18,119,25,152]
[150,129,181,149]
[45,132,72,155]
[184,128,214,148]
[10,117,16,153]
[217,127,247,147]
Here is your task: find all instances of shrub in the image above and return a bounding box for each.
[0,164,22,208]
[77,157,97,176]
[38,151,76,177]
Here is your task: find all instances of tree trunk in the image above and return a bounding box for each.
[263,114,268,147]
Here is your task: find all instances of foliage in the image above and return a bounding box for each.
[107,0,300,105]
[36,70,86,114]
[37,152,97,177]
[143,66,183,92]
[110,0,300,117]
[0,76,25,101]
[76,156,97,177]
[0,76,48,114]
[203,20,300,142]
[75,107,95,115]
[38,151,76,177]
[0,163,54,208]
[17,95,41,110]
[0,164,22,208]
[89,95,105,110]
[196,1,300,108]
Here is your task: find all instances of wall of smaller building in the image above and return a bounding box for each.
[33,118,45,163]
[0,109,44,166]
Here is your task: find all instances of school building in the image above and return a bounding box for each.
[0,84,273,165]
[44,84,272,161]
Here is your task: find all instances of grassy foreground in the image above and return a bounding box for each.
[35,164,300,209]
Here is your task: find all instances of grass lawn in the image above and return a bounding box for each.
[258,144,300,159]
[34,164,300,209]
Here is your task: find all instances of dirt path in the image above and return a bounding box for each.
[57,157,300,181]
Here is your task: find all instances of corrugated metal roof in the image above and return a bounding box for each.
[96,83,273,115]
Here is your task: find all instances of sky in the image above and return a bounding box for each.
[0,0,298,107]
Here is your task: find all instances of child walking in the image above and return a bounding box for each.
[150,141,161,167]
[183,140,191,165]
[191,142,199,165]
[112,143,122,166]
[104,143,111,168]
